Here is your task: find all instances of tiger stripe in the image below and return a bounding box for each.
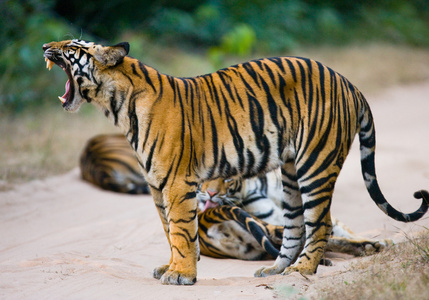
[198,206,280,260]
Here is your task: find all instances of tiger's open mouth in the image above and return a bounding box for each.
[43,53,74,107]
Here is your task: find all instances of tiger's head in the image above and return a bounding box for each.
[42,39,129,112]
[197,178,243,211]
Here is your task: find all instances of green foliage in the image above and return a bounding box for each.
[148,4,230,47]
[221,24,256,56]
[208,24,256,69]
[146,0,429,51]
[359,2,429,46]
[52,0,157,38]
[0,0,81,112]
[1,0,429,113]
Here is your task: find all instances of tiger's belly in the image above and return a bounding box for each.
[197,140,294,183]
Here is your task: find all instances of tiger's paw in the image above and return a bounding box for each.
[319,258,333,266]
[153,264,170,280]
[160,269,197,285]
[353,238,395,256]
[282,266,316,277]
[365,238,395,255]
[254,265,284,277]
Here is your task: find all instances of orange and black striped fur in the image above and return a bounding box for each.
[43,39,428,285]
[198,205,281,260]
[80,134,150,194]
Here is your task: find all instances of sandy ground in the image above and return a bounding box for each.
[1,82,429,299]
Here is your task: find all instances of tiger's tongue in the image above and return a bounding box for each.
[204,199,219,211]
[58,80,70,104]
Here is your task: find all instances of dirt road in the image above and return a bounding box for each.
[1,82,428,299]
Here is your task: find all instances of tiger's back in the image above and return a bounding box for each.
[80,134,150,194]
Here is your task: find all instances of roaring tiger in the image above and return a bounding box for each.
[43,39,428,285]
[80,134,150,194]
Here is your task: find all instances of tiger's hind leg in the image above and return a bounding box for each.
[279,159,339,276]
[256,150,341,277]
[255,160,305,277]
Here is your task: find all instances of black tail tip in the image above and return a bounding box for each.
[414,190,429,205]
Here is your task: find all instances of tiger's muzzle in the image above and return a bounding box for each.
[43,43,75,107]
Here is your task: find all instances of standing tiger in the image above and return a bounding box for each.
[43,39,428,285]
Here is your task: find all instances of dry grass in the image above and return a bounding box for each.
[306,230,429,300]
[0,105,119,190]
[220,43,429,94]
[1,43,429,191]
[288,43,429,95]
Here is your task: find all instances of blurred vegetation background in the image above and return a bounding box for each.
[1,0,429,188]
[1,0,429,114]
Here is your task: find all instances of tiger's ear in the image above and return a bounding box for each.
[90,42,130,67]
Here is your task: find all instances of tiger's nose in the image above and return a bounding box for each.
[42,44,51,52]
[207,190,218,198]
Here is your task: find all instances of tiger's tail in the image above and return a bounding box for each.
[358,100,429,222]
[220,206,280,258]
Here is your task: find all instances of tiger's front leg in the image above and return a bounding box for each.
[152,184,199,285]
[150,188,173,280]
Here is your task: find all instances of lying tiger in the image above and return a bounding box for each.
[197,171,395,259]
[43,39,428,285]
[80,134,393,260]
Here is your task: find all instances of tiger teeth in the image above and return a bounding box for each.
[58,96,66,104]
[46,58,54,70]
